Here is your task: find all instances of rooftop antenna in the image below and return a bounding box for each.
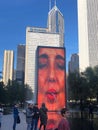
[54,0,57,6]
[49,0,51,11]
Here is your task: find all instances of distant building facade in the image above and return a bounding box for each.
[16,44,25,84]
[77,0,98,71]
[3,50,14,85]
[68,53,79,73]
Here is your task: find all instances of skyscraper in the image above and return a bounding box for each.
[3,50,14,85]
[25,3,64,101]
[77,0,98,71]
[16,44,25,84]
[47,4,64,46]
[68,53,79,73]
[25,27,60,100]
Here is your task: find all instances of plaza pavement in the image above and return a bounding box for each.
[1,112,27,130]
[1,110,98,130]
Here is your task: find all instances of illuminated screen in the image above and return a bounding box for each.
[37,46,66,111]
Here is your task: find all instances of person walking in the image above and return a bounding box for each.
[26,103,33,130]
[39,103,48,130]
[31,103,40,130]
[0,104,3,129]
[88,103,94,120]
[13,104,19,130]
[58,108,70,130]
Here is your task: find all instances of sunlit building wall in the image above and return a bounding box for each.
[3,50,14,85]
[77,0,98,71]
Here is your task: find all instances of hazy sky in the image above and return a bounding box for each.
[0,0,78,72]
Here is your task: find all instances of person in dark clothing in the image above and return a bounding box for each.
[39,103,48,130]
[13,104,19,130]
[88,103,94,119]
[0,104,3,129]
[31,103,40,130]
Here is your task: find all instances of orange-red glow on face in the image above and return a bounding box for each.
[37,47,66,111]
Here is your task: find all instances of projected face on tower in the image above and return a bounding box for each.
[37,47,66,111]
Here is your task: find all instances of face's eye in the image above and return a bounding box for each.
[39,62,47,69]
[55,59,65,70]
[55,55,65,70]
[56,63,65,70]
[38,57,48,69]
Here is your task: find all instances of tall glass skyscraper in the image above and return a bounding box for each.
[16,44,25,84]
[47,4,64,46]
[77,0,98,71]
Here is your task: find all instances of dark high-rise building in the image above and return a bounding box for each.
[68,53,79,73]
[16,44,25,84]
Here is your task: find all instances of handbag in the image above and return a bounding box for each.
[17,115,20,123]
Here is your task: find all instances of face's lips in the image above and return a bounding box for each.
[46,89,58,103]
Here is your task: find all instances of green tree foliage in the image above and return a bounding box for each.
[68,65,98,102]
[68,72,88,102]
[0,80,33,105]
[0,82,6,104]
[82,66,98,100]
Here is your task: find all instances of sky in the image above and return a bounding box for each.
[0,0,78,72]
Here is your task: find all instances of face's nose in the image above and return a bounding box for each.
[48,62,56,82]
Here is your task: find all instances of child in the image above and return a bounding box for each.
[58,108,70,130]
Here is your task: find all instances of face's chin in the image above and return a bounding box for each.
[38,84,65,111]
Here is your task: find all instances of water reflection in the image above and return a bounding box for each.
[46,112,62,130]
[89,120,94,130]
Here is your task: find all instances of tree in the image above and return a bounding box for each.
[68,71,89,102]
[84,67,98,100]
[0,81,6,104]
[5,80,33,105]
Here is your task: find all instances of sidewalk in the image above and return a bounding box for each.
[1,111,98,130]
[1,112,27,130]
